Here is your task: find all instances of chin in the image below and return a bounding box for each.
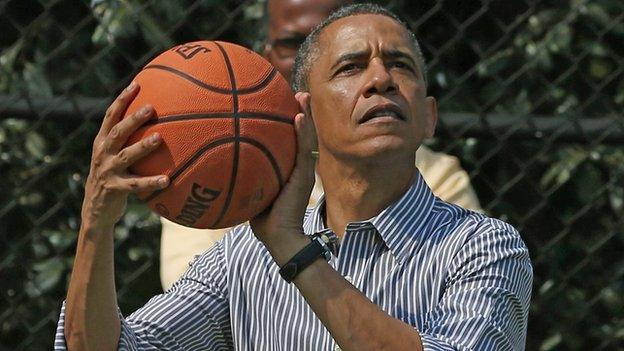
[351,137,417,160]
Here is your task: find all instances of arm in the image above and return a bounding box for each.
[251,93,424,351]
[421,223,533,350]
[63,82,169,350]
[57,240,233,350]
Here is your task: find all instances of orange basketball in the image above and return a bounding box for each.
[124,40,298,229]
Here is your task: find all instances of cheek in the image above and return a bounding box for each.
[397,76,425,95]
[312,84,354,124]
[327,82,357,119]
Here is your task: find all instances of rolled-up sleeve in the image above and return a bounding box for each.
[419,222,533,351]
[55,241,232,350]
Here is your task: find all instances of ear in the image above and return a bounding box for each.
[424,96,438,138]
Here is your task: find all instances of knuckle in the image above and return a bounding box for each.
[150,177,160,188]
[93,141,105,154]
[142,137,155,149]
[109,125,121,140]
[129,178,139,190]
[132,111,144,122]
[92,136,102,148]
[96,169,108,182]
[105,104,116,118]
[117,149,129,165]
[102,180,116,191]
[107,125,121,147]
[92,158,102,170]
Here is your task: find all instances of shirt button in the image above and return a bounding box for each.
[344,275,353,284]
[334,345,342,351]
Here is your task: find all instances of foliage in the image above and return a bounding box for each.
[0,0,622,349]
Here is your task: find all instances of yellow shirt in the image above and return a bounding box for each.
[159,145,481,290]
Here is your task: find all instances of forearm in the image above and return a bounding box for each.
[293,259,423,351]
[64,223,120,351]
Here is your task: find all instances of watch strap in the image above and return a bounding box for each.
[279,237,327,283]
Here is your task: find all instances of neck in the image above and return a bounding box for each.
[318,153,416,238]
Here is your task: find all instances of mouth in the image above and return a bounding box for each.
[359,104,406,124]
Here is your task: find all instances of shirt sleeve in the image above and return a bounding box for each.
[54,241,232,350]
[415,145,482,212]
[419,220,533,351]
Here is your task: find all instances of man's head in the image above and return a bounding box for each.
[263,0,352,83]
[292,4,437,163]
[292,3,427,92]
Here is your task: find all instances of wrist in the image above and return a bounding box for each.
[262,231,310,267]
[278,235,331,283]
[79,220,115,243]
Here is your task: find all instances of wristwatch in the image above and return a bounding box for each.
[279,231,335,283]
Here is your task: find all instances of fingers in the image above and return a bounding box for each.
[90,129,165,196]
[296,92,312,117]
[110,132,162,171]
[97,82,140,142]
[93,132,168,193]
[294,92,318,160]
[111,174,169,193]
[103,104,155,154]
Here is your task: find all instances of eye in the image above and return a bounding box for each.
[336,63,363,75]
[389,61,414,72]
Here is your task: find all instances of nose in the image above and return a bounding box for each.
[363,59,397,97]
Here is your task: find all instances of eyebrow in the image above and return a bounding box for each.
[384,49,418,67]
[330,49,418,71]
[330,51,368,70]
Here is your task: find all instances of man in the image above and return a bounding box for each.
[159,0,482,291]
[57,4,531,350]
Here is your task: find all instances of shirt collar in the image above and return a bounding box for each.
[303,170,436,263]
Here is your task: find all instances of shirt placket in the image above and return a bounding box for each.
[329,223,378,351]
[334,222,378,289]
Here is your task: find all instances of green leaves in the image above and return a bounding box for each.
[540,147,587,192]
[25,258,65,298]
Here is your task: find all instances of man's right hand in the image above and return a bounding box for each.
[65,82,170,350]
[81,82,169,231]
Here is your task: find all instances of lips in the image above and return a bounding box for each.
[359,104,406,124]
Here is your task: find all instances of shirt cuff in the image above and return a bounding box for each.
[54,300,136,351]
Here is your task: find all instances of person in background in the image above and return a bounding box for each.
[159,0,481,290]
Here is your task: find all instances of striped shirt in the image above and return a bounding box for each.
[55,171,533,350]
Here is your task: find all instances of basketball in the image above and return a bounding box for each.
[123,40,298,229]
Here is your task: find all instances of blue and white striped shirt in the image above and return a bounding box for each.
[55,171,532,350]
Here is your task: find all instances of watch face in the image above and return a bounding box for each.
[317,230,338,254]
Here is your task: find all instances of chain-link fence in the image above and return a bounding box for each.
[1,0,623,349]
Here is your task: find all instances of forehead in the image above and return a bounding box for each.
[319,14,415,57]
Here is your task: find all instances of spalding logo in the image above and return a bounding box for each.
[175,182,221,227]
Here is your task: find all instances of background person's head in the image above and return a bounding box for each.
[263,0,353,83]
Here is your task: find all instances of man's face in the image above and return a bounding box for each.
[264,0,347,83]
[308,14,437,162]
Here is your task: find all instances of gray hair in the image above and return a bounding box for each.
[292,3,427,92]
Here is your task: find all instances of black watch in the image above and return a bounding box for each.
[279,234,334,283]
